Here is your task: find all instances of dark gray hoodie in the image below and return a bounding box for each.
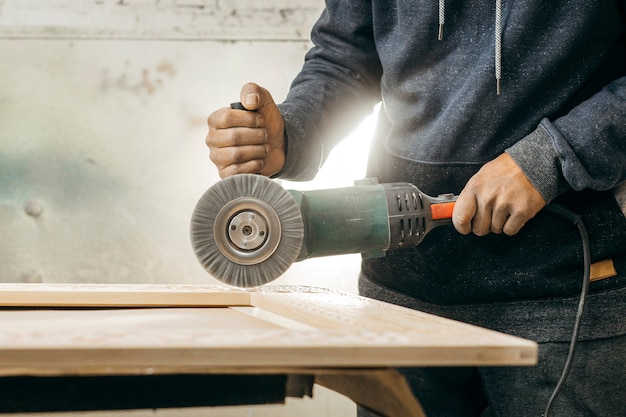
[277,0,626,339]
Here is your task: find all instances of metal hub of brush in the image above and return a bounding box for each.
[190,174,304,288]
[213,197,281,265]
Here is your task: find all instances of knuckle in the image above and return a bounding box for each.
[256,114,266,129]
[227,146,246,163]
[227,128,260,147]
[206,112,217,127]
[205,131,217,147]
[222,129,238,146]
[207,108,227,128]
[208,150,224,166]
[221,165,242,178]
[473,227,489,237]
[229,160,264,176]
[218,144,267,166]
[503,216,525,236]
[503,225,520,236]
[493,205,509,217]
[227,165,243,176]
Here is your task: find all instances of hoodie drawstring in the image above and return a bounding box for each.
[438,0,445,41]
[495,0,502,94]
[437,0,503,95]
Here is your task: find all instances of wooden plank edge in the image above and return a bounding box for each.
[0,283,251,307]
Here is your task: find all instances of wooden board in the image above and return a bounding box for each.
[0,283,537,377]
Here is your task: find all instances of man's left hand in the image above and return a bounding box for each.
[452,153,546,236]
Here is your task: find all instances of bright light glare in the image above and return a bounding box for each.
[281,104,380,190]
[276,104,380,294]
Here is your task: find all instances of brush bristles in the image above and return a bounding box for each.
[190,174,304,288]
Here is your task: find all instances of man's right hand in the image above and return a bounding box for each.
[206,83,286,178]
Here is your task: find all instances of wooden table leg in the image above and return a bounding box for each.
[314,369,426,417]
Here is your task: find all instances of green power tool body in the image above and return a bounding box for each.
[190,174,457,288]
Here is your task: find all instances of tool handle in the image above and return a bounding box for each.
[230,102,247,111]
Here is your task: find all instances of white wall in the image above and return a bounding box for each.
[0,1,375,415]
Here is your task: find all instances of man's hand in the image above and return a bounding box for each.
[452,153,546,236]
[206,83,286,178]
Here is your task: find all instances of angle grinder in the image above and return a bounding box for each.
[189,172,595,417]
[190,174,457,287]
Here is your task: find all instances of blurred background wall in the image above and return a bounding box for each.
[0,1,379,415]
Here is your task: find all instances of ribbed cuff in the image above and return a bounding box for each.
[274,104,324,181]
[505,121,567,204]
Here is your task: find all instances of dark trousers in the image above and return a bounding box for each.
[358,275,626,417]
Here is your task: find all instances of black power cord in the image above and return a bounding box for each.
[542,204,591,417]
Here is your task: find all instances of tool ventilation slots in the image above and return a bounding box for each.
[384,185,432,250]
[397,192,427,240]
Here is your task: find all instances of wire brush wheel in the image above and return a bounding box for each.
[190,174,304,287]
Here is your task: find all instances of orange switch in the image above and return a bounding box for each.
[431,202,456,220]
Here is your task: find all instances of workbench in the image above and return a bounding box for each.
[0,283,537,416]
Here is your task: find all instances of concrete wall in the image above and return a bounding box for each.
[0,1,377,415]
[0,0,321,41]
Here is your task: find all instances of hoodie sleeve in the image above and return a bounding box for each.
[275,0,383,181]
[507,74,626,204]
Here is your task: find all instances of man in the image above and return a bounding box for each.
[206,1,626,416]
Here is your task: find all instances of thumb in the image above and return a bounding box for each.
[239,82,275,112]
